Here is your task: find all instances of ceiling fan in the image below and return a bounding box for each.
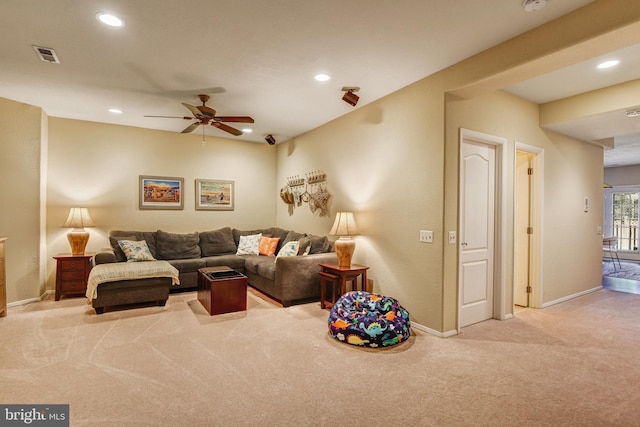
[145,94,254,136]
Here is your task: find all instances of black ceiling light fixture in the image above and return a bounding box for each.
[341,87,360,107]
[265,134,276,145]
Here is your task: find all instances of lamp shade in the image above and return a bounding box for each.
[62,207,95,230]
[329,212,360,236]
[329,212,360,267]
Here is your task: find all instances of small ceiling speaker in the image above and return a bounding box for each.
[265,134,276,145]
[341,87,360,107]
[522,0,547,12]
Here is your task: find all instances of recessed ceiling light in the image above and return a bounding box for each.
[242,128,253,133]
[96,13,124,27]
[108,108,123,114]
[314,73,330,82]
[597,60,620,69]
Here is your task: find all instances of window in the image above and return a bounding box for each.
[604,188,639,251]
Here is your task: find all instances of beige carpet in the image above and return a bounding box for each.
[1,288,640,426]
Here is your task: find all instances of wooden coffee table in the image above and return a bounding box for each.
[197,266,248,315]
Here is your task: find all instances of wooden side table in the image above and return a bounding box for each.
[319,263,369,309]
[53,253,94,301]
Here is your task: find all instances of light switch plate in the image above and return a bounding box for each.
[448,231,456,244]
[420,230,433,243]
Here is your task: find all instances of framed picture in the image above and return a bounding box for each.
[195,179,234,211]
[139,175,184,210]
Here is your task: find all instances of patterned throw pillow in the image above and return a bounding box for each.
[275,241,300,262]
[118,240,156,262]
[258,236,280,256]
[236,233,262,255]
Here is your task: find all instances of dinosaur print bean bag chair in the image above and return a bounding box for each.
[328,291,411,348]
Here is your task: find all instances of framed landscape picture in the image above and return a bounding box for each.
[195,179,234,211]
[139,175,184,210]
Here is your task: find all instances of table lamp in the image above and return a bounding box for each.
[329,212,361,267]
[62,207,95,255]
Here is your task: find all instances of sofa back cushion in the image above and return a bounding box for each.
[156,230,201,260]
[299,234,330,255]
[199,227,237,256]
[109,230,158,262]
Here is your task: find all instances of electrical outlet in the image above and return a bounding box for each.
[448,231,456,244]
[420,230,433,243]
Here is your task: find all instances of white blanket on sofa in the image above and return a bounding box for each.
[86,261,180,301]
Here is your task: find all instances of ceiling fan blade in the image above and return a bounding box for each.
[197,105,217,117]
[212,122,242,136]
[214,116,254,123]
[181,122,200,133]
[182,103,202,117]
[144,115,193,120]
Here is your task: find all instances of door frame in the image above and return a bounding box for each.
[458,128,508,332]
[514,142,544,309]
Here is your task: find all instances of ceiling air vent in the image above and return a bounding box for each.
[32,45,60,64]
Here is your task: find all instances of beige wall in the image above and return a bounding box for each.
[0,97,46,302]
[46,118,277,291]
[275,82,604,334]
[276,78,446,330]
[445,91,603,330]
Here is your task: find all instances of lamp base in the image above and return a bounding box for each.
[67,231,89,255]
[334,237,355,268]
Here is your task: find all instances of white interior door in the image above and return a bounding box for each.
[515,151,531,307]
[459,140,496,327]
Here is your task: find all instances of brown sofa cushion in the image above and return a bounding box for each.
[156,230,201,260]
[199,227,237,256]
[300,234,329,255]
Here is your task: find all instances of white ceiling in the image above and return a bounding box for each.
[504,43,640,167]
[2,0,637,166]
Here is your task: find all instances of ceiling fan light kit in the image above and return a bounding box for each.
[145,94,254,137]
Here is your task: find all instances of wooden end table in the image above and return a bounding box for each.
[53,253,94,301]
[319,263,369,309]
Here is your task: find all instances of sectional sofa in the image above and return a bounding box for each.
[92,227,338,311]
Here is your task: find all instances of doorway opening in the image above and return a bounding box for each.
[514,143,543,310]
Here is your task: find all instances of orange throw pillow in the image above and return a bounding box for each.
[258,236,280,256]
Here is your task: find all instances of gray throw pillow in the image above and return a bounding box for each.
[281,230,304,251]
[199,227,237,256]
[305,234,329,254]
[156,230,201,260]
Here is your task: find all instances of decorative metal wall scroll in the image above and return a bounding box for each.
[280,170,331,216]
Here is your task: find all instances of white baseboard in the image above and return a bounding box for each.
[542,285,602,308]
[411,321,458,338]
[7,290,53,308]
